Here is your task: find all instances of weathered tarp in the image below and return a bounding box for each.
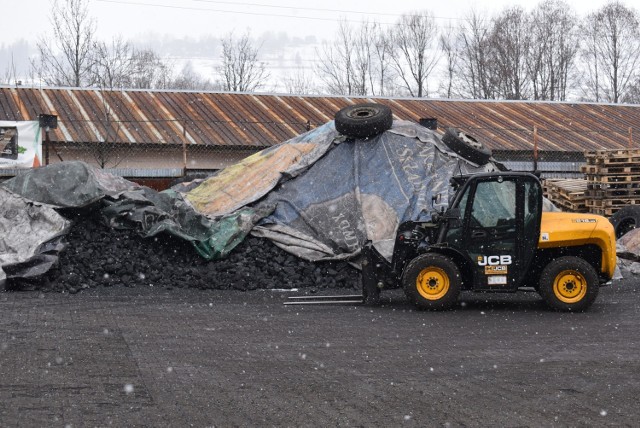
[102,188,271,259]
[1,162,267,270]
[250,121,499,261]
[0,187,69,286]
[185,122,338,218]
[2,161,140,207]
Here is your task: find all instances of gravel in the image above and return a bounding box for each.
[8,209,360,293]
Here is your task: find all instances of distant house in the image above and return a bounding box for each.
[1,85,639,186]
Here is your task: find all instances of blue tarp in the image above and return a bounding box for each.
[250,120,500,261]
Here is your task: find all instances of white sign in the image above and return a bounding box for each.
[0,121,41,169]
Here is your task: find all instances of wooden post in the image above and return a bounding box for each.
[629,127,633,149]
[44,129,50,166]
[182,120,187,174]
[533,125,538,172]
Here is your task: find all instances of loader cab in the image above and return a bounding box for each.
[440,172,543,291]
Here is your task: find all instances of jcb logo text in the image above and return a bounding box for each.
[477,255,512,266]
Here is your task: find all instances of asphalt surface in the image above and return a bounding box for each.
[1,275,639,427]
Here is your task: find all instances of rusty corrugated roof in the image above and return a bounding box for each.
[1,86,640,152]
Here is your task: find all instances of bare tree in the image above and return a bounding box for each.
[455,11,497,99]
[216,31,269,92]
[171,62,214,91]
[283,69,316,94]
[624,77,640,103]
[489,6,530,99]
[439,25,460,98]
[316,21,360,95]
[581,15,602,102]
[370,24,396,96]
[389,11,441,97]
[92,36,134,89]
[528,0,580,101]
[316,20,395,96]
[581,2,640,103]
[32,0,96,87]
[129,49,173,90]
[2,54,17,85]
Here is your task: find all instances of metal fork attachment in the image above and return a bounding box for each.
[283,294,364,305]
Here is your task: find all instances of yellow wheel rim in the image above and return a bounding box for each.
[553,269,587,304]
[416,267,450,301]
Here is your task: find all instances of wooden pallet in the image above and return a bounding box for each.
[554,199,588,212]
[585,149,640,158]
[585,197,640,208]
[586,174,640,184]
[585,188,640,198]
[587,206,620,217]
[587,181,640,191]
[585,151,640,166]
[543,179,588,213]
[582,165,640,175]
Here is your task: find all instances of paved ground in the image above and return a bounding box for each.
[1,276,639,427]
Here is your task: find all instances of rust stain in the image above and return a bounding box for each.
[9,88,31,120]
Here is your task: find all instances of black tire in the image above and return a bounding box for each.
[402,253,461,310]
[334,103,393,139]
[609,206,640,238]
[538,256,599,312]
[442,127,492,165]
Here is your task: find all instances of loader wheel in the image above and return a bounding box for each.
[334,103,393,139]
[442,127,492,165]
[402,253,461,310]
[538,256,599,312]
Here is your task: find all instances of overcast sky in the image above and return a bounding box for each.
[0,0,625,92]
[2,0,618,45]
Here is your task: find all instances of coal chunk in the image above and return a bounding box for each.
[10,211,360,294]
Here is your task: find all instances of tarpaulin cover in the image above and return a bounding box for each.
[185,122,338,218]
[0,187,69,285]
[183,120,499,262]
[2,161,140,207]
[1,162,270,282]
[251,120,499,261]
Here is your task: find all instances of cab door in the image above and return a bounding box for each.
[444,175,541,290]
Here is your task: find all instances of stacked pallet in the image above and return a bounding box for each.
[582,149,640,216]
[543,178,588,212]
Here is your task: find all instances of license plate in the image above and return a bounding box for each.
[487,275,507,285]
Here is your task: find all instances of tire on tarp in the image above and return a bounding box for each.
[442,127,492,165]
[334,103,393,139]
[609,205,640,238]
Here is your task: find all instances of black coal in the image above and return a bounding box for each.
[13,210,360,293]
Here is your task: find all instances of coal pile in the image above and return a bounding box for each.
[11,210,360,293]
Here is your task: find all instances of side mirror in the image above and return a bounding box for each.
[443,207,462,228]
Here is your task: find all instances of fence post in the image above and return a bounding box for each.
[182,120,187,174]
[44,129,50,166]
[629,127,633,149]
[533,125,538,172]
